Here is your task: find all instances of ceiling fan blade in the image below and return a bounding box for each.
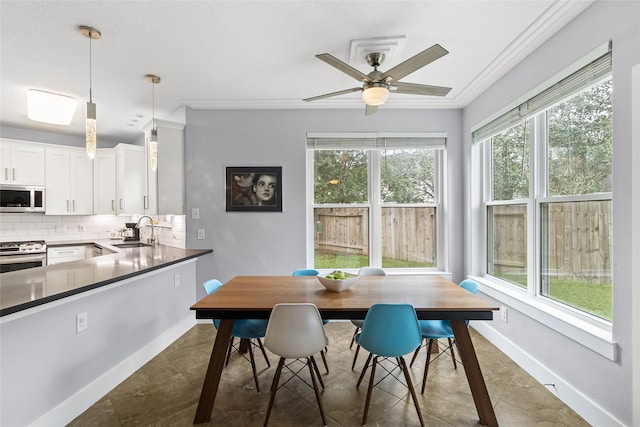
[380,44,449,82]
[303,87,362,102]
[365,104,378,116]
[316,53,372,82]
[391,81,452,97]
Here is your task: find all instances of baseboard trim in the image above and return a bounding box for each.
[472,322,624,427]
[30,316,197,427]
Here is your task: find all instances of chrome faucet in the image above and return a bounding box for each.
[136,215,157,245]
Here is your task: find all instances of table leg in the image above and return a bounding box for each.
[450,320,499,427]
[193,318,234,424]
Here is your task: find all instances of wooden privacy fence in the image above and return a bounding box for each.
[492,201,612,284]
[314,206,436,264]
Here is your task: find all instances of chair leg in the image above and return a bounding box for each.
[356,353,373,388]
[247,340,261,394]
[409,338,424,367]
[319,349,329,374]
[398,356,425,427]
[308,356,327,426]
[349,326,360,349]
[310,355,325,389]
[225,336,235,366]
[420,339,435,395]
[447,337,457,370]
[264,357,285,427]
[256,338,271,367]
[351,344,361,370]
[361,355,378,426]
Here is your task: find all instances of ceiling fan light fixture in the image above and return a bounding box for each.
[362,84,390,106]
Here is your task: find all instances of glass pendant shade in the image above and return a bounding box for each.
[149,128,158,172]
[85,101,97,159]
[362,86,390,106]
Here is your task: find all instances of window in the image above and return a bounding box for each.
[475,49,613,321]
[307,133,444,271]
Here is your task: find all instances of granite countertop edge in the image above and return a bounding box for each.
[0,240,213,317]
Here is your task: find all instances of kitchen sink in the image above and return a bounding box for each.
[113,242,152,249]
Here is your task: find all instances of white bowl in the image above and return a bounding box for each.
[317,275,358,292]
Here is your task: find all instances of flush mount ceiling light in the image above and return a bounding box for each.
[26,89,77,125]
[80,25,101,160]
[146,74,161,172]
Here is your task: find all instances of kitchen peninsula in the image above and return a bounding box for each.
[0,241,212,316]
[0,242,212,427]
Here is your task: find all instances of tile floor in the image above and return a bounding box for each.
[69,321,590,426]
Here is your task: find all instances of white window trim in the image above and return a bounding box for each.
[306,132,446,272]
[470,274,617,361]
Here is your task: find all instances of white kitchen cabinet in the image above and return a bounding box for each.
[93,149,117,214]
[116,143,146,215]
[45,147,93,215]
[0,139,45,185]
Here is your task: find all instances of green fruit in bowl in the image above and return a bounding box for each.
[326,275,335,280]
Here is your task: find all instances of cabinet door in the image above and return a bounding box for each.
[70,151,93,214]
[45,148,72,214]
[116,144,145,215]
[0,140,45,185]
[94,151,116,214]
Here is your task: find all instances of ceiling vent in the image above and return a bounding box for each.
[349,36,407,68]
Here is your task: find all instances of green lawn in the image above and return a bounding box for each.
[495,273,612,321]
[314,253,433,269]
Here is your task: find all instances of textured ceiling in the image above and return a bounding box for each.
[0,1,592,143]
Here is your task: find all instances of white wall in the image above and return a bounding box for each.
[0,260,197,426]
[463,1,639,425]
[184,108,463,300]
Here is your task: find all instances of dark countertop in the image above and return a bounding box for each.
[0,241,213,317]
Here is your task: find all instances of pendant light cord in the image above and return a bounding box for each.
[88,31,93,103]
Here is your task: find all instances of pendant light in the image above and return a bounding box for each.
[79,25,101,159]
[145,74,161,172]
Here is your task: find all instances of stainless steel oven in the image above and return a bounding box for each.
[0,241,47,273]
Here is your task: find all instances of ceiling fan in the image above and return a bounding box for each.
[303,43,452,115]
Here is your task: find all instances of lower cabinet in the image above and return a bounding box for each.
[47,245,86,265]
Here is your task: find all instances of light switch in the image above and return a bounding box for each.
[191,208,200,220]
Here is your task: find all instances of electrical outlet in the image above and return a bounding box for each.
[76,312,88,333]
[500,306,508,323]
[174,274,180,287]
[78,224,86,232]
[197,229,205,240]
[191,208,200,220]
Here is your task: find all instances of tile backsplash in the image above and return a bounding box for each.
[0,213,186,248]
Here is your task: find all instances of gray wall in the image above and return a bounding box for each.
[184,108,462,300]
[462,1,639,425]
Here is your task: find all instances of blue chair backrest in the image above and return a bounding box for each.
[203,279,223,295]
[459,279,478,295]
[292,269,320,276]
[358,304,422,357]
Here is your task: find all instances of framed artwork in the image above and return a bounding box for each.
[226,166,282,212]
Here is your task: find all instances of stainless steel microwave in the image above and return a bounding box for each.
[0,185,45,212]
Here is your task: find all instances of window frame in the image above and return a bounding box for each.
[306,132,446,274]
[471,44,616,360]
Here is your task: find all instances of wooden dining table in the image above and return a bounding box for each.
[190,274,500,426]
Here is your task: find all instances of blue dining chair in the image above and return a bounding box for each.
[409,278,479,394]
[291,268,329,373]
[202,279,271,393]
[291,268,320,276]
[355,303,425,427]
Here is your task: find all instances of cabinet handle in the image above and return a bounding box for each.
[72,200,76,212]
[4,167,7,181]
[12,168,16,181]
[120,199,123,210]
[66,200,70,212]
[111,200,115,212]
[144,195,148,210]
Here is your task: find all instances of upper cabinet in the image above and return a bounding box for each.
[0,139,45,186]
[146,120,185,215]
[116,143,146,215]
[93,149,117,215]
[45,146,93,215]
